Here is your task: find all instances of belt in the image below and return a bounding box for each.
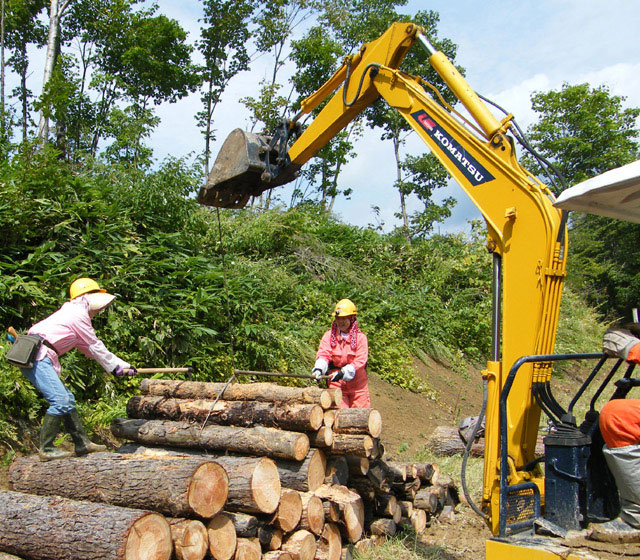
[41,337,60,356]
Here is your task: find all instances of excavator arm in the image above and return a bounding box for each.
[198,22,568,537]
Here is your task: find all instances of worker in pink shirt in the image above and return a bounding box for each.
[312,299,370,408]
[23,277,136,461]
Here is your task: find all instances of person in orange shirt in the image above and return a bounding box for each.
[312,299,370,409]
[591,327,640,542]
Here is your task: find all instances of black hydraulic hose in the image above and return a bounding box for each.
[461,378,489,519]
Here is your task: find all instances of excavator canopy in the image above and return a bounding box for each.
[554,159,640,224]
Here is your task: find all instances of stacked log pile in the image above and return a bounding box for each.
[2,379,458,560]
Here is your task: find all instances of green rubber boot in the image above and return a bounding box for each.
[64,409,106,456]
[39,413,72,462]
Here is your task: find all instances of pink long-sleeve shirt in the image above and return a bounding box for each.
[28,296,129,376]
[315,329,369,391]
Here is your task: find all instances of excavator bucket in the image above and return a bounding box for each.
[197,129,272,209]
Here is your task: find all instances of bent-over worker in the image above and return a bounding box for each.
[591,327,640,541]
[23,277,136,461]
[312,298,370,408]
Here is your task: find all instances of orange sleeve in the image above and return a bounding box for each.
[316,330,333,362]
[600,398,640,448]
[350,332,369,371]
[627,342,640,364]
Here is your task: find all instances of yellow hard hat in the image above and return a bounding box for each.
[333,298,357,318]
[69,278,106,300]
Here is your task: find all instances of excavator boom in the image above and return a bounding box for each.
[198,22,569,544]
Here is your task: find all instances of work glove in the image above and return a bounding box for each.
[113,365,137,377]
[331,364,356,382]
[312,368,324,380]
[603,328,640,360]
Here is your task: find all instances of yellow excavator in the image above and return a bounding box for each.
[198,22,634,558]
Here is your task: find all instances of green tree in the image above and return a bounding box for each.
[524,83,640,318]
[197,0,254,173]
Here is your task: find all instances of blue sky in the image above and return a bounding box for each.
[147,0,640,234]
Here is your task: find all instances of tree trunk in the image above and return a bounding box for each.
[258,526,283,550]
[414,487,442,513]
[411,462,439,485]
[374,494,397,518]
[0,490,172,560]
[225,512,258,538]
[207,513,237,560]
[345,456,369,477]
[112,418,309,461]
[330,434,373,457]
[168,519,208,560]
[140,379,334,409]
[262,553,293,560]
[276,449,326,492]
[272,488,302,532]
[127,396,324,432]
[324,456,349,486]
[398,501,413,519]
[308,426,333,447]
[368,518,396,537]
[313,485,364,543]
[208,455,281,514]
[235,538,261,560]
[298,492,324,536]
[9,453,228,519]
[315,522,341,560]
[281,530,316,560]
[333,409,381,438]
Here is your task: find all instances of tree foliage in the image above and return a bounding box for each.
[524,83,640,318]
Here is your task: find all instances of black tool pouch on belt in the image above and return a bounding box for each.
[6,334,44,369]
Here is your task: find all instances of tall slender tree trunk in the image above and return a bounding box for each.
[393,135,408,231]
[38,0,70,145]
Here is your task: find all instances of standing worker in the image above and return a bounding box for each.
[312,299,370,408]
[590,327,640,542]
[19,278,136,461]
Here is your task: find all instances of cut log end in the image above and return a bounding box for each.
[282,530,317,560]
[170,519,209,560]
[316,522,342,560]
[276,489,303,532]
[308,449,328,491]
[294,434,311,461]
[207,513,238,560]
[235,538,261,560]
[125,513,173,560]
[252,458,282,513]
[188,462,229,518]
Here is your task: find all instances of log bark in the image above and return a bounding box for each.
[235,538,261,560]
[365,460,393,492]
[298,492,325,536]
[329,434,373,458]
[258,526,283,551]
[323,410,336,429]
[411,462,438,485]
[368,518,396,537]
[207,513,237,560]
[262,553,293,560]
[323,500,340,522]
[210,455,281,514]
[225,512,259,538]
[168,518,209,560]
[427,425,544,457]
[341,547,353,560]
[276,449,326,492]
[313,485,364,543]
[307,426,333,448]
[333,409,381,438]
[315,522,341,560]
[140,379,333,409]
[9,453,228,519]
[113,417,309,461]
[347,477,375,503]
[345,456,369,477]
[398,501,413,519]
[385,461,415,481]
[374,494,397,518]
[0,489,172,560]
[369,438,384,461]
[414,487,442,513]
[273,488,302,532]
[281,530,316,560]
[324,456,349,486]
[127,396,323,432]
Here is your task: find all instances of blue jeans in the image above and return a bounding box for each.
[21,357,76,415]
